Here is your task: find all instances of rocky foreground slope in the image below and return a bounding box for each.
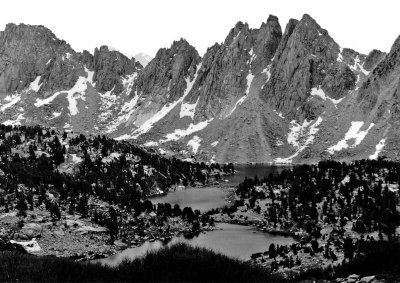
[0,15,398,163]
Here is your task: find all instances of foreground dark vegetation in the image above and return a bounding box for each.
[1,241,399,282]
[294,239,400,281]
[0,243,277,282]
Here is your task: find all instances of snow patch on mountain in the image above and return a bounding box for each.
[62,52,72,61]
[162,119,213,142]
[310,87,344,106]
[1,94,21,111]
[327,121,374,154]
[51,112,61,119]
[29,76,42,92]
[144,141,159,147]
[223,68,254,118]
[245,71,254,95]
[226,96,247,118]
[369,138,386,160]
[274,110,285,119]
[349,55,369,76]
[34,91,60,107]
[3,113,24,126]
[99,87,117,110]
[233,31,241,42]
[310,87,326,100]
[276,138,284,146]
[276,117,323,163]
[187,136,202,154]
[261,64,272,88]
[248,48,256,64]
[131,100,181,138]
[262,64,272,79]
[180,97,199,119]
[34,67,94,114]
[122,73,137,95]
[130,63,202,139]
[287,119,313,148]
[104,74,139,133]
[337,48,343,62]
[66,67,94,115]
[209,154,216,164]
[99,88,117,123]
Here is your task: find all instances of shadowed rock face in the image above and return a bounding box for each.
[263,14,343,120]
[133,38,200,103]
[92,46,142,94]
[363,49,386,71]
[182,15,282,120]
[0,16,399,164]
[0,23,76,94]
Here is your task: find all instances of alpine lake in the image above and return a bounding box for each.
[98,164,295,265]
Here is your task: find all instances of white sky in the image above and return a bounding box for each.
[1,0,400,58]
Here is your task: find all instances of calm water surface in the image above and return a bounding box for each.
[97,165,295,266]
[150,187,227,212]
[150,165,291,212]
[98,223,295,266]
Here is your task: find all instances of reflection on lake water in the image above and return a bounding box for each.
[97,223,295,266]
[150,187,227,212]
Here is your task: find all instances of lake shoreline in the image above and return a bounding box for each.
[95,222,297,266]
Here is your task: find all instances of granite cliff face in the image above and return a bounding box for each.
[91,45,142,94]
[0,16,397,164]
[0,23,77,95]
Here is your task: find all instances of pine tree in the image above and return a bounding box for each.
[269,243,276,259]
[16,194,28,217]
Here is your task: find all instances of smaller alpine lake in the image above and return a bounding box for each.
[98,223,295,266]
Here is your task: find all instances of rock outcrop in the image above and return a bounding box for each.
[92,45,142,94]
[0,23,76,95]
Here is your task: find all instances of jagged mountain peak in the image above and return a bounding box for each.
[0,23,77,95]
[357,34,400,113]
[131,37,201,114]
[300,13,318,24]
[258,14,281,32]
[266,14,279,23]
[167,38,195,53]
[95,45,137,62]
[91,45,142,94]
[143,38,200,73]
[0,17,399,164]
[2,23,63,41]
[389,34,400,53]
[295,14,337,50]
[263,13,344,121]
[224,21,251,46]
[363,34,400,84]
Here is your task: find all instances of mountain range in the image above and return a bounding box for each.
[0,14,398,164]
